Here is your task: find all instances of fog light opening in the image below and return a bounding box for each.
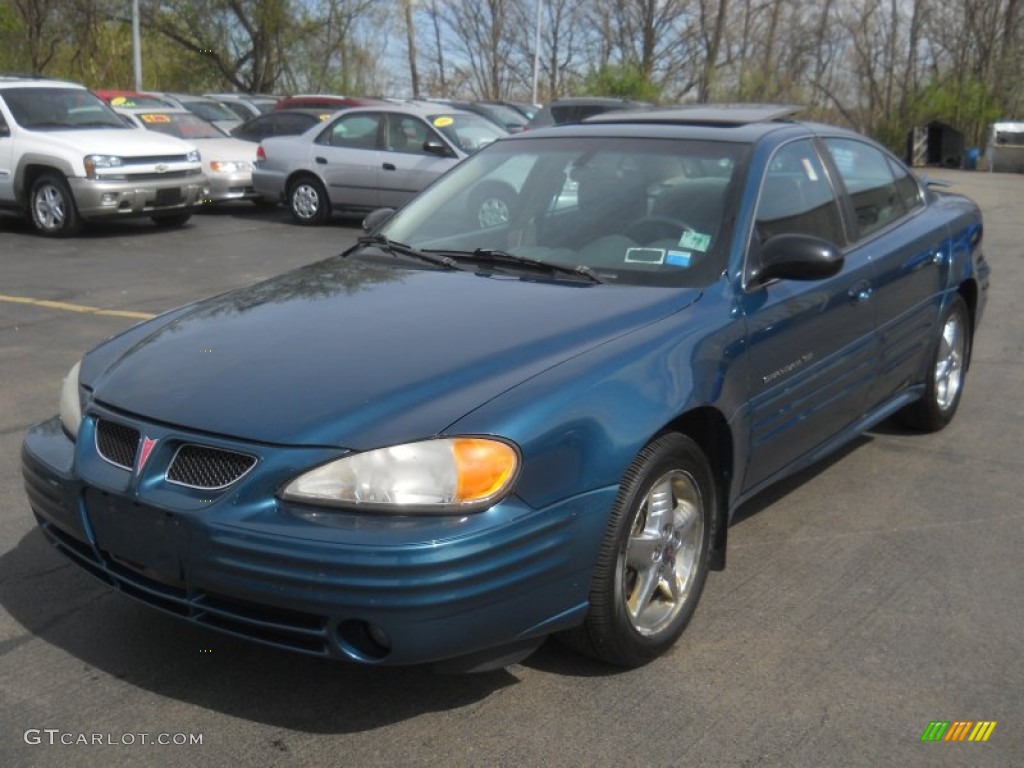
[337,619,392,661]
[101,193,118,205]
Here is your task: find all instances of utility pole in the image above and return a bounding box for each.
[132,0,143,90]
[532,0,541,104]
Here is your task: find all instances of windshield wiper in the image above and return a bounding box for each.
[345,234,460,270]
[431,248,604,284]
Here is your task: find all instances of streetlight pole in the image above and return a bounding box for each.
[132,0,143,90]
[531,0,541,104]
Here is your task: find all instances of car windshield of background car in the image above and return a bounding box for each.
[138,112,225,140]
[380,136,746,288]
[429,114,506,153]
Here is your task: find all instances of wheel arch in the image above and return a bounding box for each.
[16,159,75,207]
[657,406,733,570]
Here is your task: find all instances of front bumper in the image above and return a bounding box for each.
[22,414,611,667]
[68,174,207,219]
[205,170,258,203]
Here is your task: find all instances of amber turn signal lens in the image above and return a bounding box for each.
[453,438,518,502]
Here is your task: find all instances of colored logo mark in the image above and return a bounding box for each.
[920,721,997,742]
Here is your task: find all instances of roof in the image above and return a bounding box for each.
[0,76,82,89]
[585,103,803,126]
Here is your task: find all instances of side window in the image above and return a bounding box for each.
[824,138,907,238]
[277,114,313,136]
[888,156,924,214]
[754,139,845,244]
[385,114,433,154]
[318,113,380,149]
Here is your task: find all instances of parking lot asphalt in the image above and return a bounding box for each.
[1,177,1022,767]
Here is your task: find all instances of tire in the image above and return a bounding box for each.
[559,433,714,667]
[29,173,82,237]
[151,213,192,227]
[470,181,516,228]
[288,176,330,225]
[897,295,971,432]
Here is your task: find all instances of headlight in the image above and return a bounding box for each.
[83,155,123,179]
[187,149,201,164]
[59,360,83,439]
[280,437,519,513]
[209,160,251,173]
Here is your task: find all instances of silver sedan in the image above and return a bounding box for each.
[252,104,507,224]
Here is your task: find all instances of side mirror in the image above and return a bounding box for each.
[423,139,454,158]
[749,234,843,285]
[362,207,395,233]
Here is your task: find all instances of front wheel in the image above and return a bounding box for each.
[29,174,81,236]
[288,176,330,225]
[559,433,713,667]
[897,295,971,431]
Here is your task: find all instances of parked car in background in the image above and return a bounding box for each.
[23,104,988,670]
[481,99,538,122]
[149,93,242,132]
[252,103,506,223]
[0,76,204,235]
[205,93,277,120]
[275,94,389,111]
[526,96,649,129]
[229,109,336,144]
[116,107,260,205]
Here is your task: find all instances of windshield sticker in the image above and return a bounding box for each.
[625,248,665,264]
[140,113,171,123]
[678,230,711,252]
[110,96,128,106]
[665,250,692,267]
[433,116,454,127]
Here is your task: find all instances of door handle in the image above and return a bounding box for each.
[847,281,873,303]
[315,156,327,165]
[382,163,396,171]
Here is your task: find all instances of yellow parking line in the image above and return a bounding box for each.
[0,294,155,320]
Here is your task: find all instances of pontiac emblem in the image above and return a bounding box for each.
[155,163,169,173]
[137,437,158,472]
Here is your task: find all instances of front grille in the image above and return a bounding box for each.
[95,420,140,469]
[122,154,190,166]
[166,444,257,489]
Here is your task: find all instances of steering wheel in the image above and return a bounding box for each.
[622,216,695,244]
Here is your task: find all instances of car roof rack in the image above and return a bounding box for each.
[586,103,804,127]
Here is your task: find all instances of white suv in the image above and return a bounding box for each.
[0,76,207,236]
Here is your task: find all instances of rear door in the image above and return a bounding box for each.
[740,138,879,489]
[822,138,948,407]
[313,111,383,208]
[378,113,459,208]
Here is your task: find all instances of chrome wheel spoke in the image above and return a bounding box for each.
[622,468,704,636]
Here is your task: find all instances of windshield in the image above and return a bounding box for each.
[135,112,225,139]
[182,100,239,122]
[428,113,505,154]
[2,87,127,130]
[379,136,746,287]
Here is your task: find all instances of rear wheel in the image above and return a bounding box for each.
[898,295,971,431]
[29,173,81,236]
[559,433,713,667]
[288,176,330,225]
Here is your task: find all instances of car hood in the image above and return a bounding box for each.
[84,259,699,448]
[36,127,196,157]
